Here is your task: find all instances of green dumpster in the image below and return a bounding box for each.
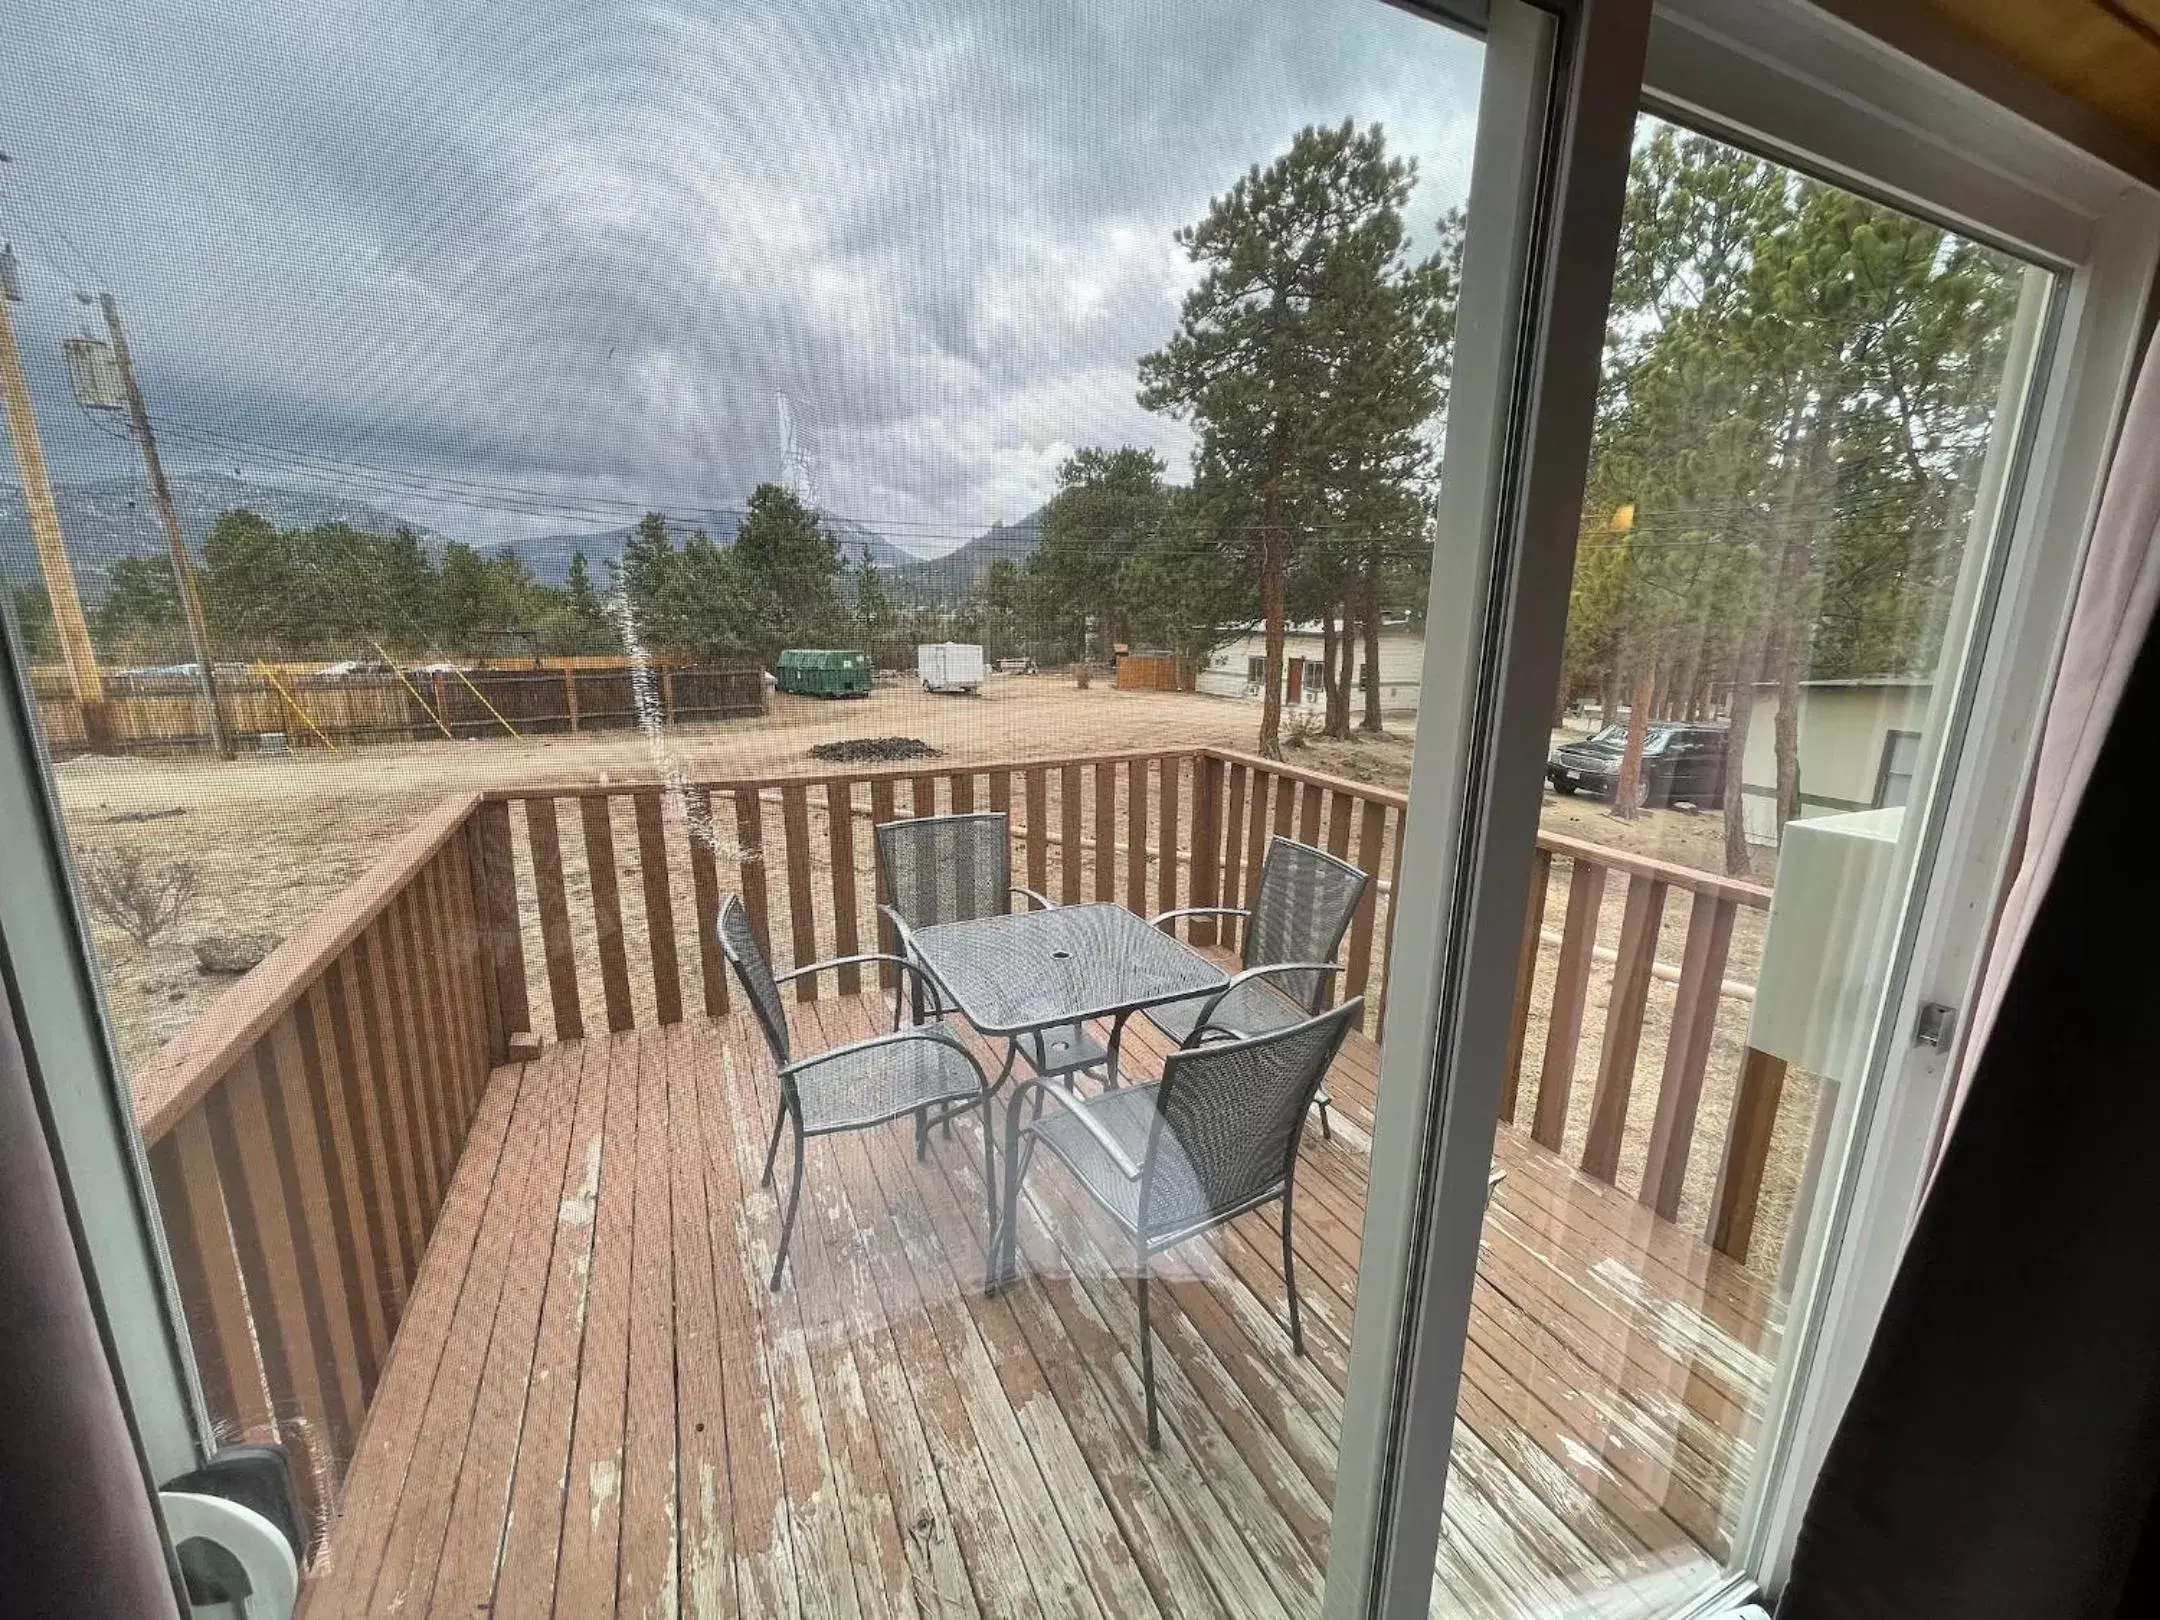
[776,648,873,698]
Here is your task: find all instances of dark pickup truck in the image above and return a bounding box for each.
[1547,722,1729,808]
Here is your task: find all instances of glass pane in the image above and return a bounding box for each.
[1430,117,2048,1613]
[0,3,1599,1614]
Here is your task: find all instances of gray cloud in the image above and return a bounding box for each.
[3,0,1480,550]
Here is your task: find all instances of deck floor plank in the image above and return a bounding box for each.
[300,999,1780,1620]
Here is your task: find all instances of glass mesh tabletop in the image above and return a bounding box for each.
[909,903,1226,1037]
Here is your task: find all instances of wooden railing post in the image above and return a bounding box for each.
[1190,754,1223,945]
[1533,857,1608,1150]
[469,799,529,1058]
[1643,893,1737,1220]
[1500,848,1553,1124]
[1711,1046,1790,1263]
[1581,874,1669,1184]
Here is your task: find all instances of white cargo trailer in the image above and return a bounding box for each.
[917,642,985,694]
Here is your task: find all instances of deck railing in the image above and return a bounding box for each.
[126,744,1784,1538]
[130,793,501,1536]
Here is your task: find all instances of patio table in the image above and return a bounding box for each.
[907,900,1227,1098]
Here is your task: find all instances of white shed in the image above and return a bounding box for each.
[1739,677,1933,846]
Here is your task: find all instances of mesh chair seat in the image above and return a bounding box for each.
[1027,1082,1236,1243]
[1145,977,1307,1048]
[791,1031,986,1136]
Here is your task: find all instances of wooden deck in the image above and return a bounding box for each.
[296,993,1781,1619]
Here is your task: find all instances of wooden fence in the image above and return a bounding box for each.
[30,661,762,754]
[125,744,1788,1539]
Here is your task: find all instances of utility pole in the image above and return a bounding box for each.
[98,292,230,758]
[0,246,112,746]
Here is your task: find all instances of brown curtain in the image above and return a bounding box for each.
[1777,571,2160,1618]
[0,973,180,1617]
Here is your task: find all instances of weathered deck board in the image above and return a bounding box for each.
[298,995,1776,1620]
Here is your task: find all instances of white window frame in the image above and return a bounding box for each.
[1335,0,2159,1613]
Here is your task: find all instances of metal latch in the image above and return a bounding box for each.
[1914,1002,1958,1051]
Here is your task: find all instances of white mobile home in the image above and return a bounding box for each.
[1197,621,1426,717]
[1740,677,1933,845]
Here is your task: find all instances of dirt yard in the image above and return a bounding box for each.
[45,674,1819,1277]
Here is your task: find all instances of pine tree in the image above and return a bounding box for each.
[1141,121,1449,755]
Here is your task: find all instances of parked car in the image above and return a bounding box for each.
[1547,722,1728,808]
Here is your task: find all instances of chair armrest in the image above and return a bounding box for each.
[1183,961,1343,1047]
[773,951,938,999]
[781,1023,988,1083]
[1010,886,1056,911]
[1146,904,1250,928]
[1015,1080,1144,1180]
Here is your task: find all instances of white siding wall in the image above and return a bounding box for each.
[1739,683,1934,844]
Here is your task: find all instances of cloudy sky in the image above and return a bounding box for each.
[3,0,1481,553]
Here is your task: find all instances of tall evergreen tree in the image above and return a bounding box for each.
[1141,121,1450,754]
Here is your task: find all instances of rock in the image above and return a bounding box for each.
[195,932,284,975]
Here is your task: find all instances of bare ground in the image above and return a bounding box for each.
[49,675,1817,1277]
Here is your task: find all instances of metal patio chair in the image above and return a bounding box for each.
[995,999,1361,1448]
[1144,835,1369,1138]
[718,895,993,1291]
[875,811,1103,1087]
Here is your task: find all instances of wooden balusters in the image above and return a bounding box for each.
[1190,754,1224,945]
[825,780,863,996]
[1024,768,1050,898]
[469,799,528,1055]
[685,787,729,1016]
[1533,857,1609,1150]
[1093,762,1117,901]
[1711,1046,1790,1262]
[870,776,900,988]
[524,797,582,1041]
[1500,849,1554,1124]
[1127,758,1150,917]
[633,792,681,1026]
[1060,763,1084,904]
[1581,874,1669,1184]
[1219,762,1248,954]
[1157,754,1180,920]
[1643,893,1738,1220]
[779,782,818,999]
[579,797,634,1032]
[733,787,772,968]
[1344,797,1388,1002]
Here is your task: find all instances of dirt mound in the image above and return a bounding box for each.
[807,736,942,763]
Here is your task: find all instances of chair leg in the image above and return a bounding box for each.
[981,1092,997,1239]
[770,1112,805,1292]
[994,1090,1029,1294]
[1139,1258,1160,1449]
[1282,1192,1304,1357]
[915,1106,928,1160]
[760,1099,787,1189]
[1316,1096,1333,1142]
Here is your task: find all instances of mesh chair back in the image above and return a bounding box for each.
[876,812,1015,929]
[1242,837,1370,1010]
[718,895,790,1067]
[1141,1000,1361,1236]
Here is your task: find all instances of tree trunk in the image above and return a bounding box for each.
[1360,573,1384,732]
[1723,651,1762,876]
[1320,608,1349,739]
[1257,494,1288,759]
[1599,665,1621,730]
[1774,625,1803,830]
[1611,664,1656,821]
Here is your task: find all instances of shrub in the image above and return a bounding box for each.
[77,845,201,946]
